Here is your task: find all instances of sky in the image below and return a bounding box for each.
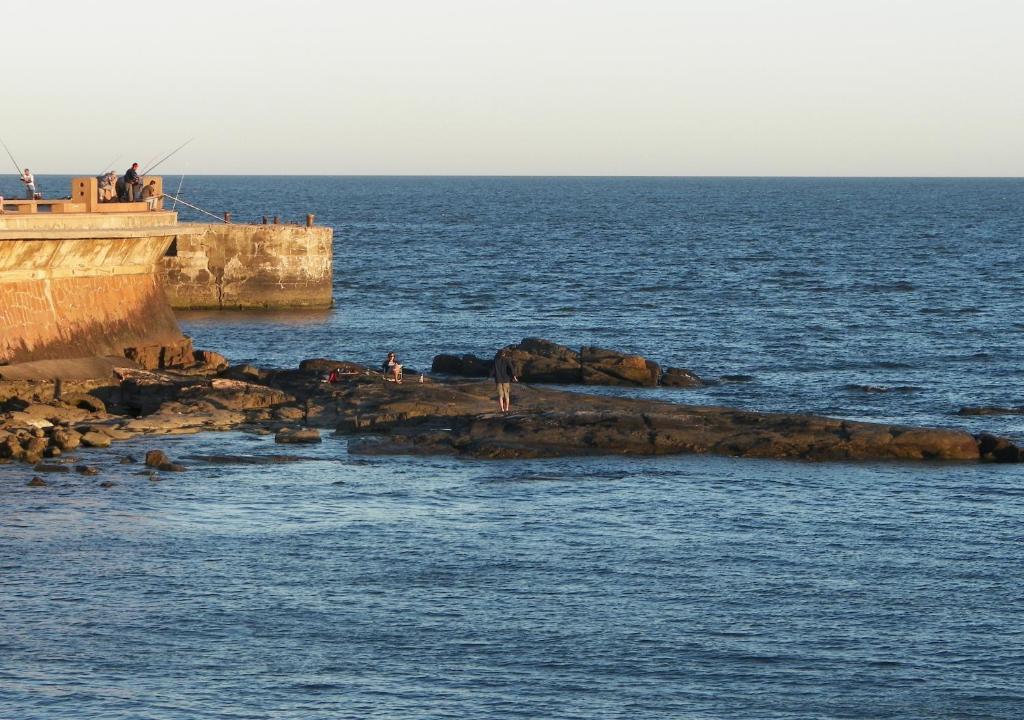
[4,0,1023,176]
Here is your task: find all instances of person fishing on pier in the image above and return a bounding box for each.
[123,162,142,201]
[20,168,36,199]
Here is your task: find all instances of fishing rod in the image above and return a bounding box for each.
[162,192,227,222]
[143,138,194,175]
[0,137,22,175]
[171,175,184,211]
[99,154,122,174]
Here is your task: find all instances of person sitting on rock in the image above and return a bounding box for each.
[382,352,403,383]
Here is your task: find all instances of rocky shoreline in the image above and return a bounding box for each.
[2,338,1022,482]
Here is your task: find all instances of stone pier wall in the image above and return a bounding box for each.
[160,224,333,310]
[0,233,185,365]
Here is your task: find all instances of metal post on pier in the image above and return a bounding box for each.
[306,214,314,228]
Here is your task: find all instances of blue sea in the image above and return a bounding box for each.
[2,177,1023,718]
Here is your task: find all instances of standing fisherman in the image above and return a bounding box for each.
[490,348,519,413]
[20,168,35,199]
[123,162,142,201]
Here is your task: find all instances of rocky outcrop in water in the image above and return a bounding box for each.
[1,350,1021,467]
[432,338,710,387]
[337,380,988,462]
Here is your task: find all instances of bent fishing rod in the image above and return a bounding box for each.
[1,137,23,175]
[143,138,194,175]
[161,192,228,223]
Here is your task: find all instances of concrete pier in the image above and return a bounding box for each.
[160,223,333,310]
[0,209,195,366]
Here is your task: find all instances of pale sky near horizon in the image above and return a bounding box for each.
[4,0,1022,176]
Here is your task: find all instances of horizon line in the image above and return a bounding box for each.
[19,172,1024,180]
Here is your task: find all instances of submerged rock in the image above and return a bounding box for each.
[186,454,311,464]
[145,449,170,468]
[661,368,708,388]
[958,406,1024,416]
[33,463,70,473]
[275,427,322,444]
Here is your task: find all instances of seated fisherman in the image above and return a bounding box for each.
[97,171,115,202]
[140,180,159,210]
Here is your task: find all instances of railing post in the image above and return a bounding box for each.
[223,211,231,224]
[306,214,314,228]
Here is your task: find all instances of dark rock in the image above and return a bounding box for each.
[188,380,293,412]
[720,374,755,383]
[26,477,47,487]
[158,462,186,472]
[185,454,309,464]
[976,433,1024,462]
[119,374,293,417]
[62,393,107,414]
[80,431,112,448]
[660,367,707,388]
[275,427,322,444]
[2,397,30,412]
[580,346,660,387]
[23,437,48,464]
[220,364,271,383]
[145,449,171,467]
[0,435,24,460]
[341,381,986,462]
[99,481,117,488]
[194,349,229,372]
[119,455,137,464]
[44,446,62,458]
[75,465,101,476]
[52,428,81,451]
[506,338,581,383]
[430,353,491,377]
[33,463,71,473]
[958,406,1024,416]
[299,359,371,375]
[124,338,195,370]
[273,405,306,421]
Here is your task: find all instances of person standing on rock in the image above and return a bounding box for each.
[490,348,518,413]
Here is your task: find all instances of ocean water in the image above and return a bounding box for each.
[2,177,1023,718]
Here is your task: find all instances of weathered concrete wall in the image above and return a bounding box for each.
[0,233,185,365]
[160,224,333,309]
